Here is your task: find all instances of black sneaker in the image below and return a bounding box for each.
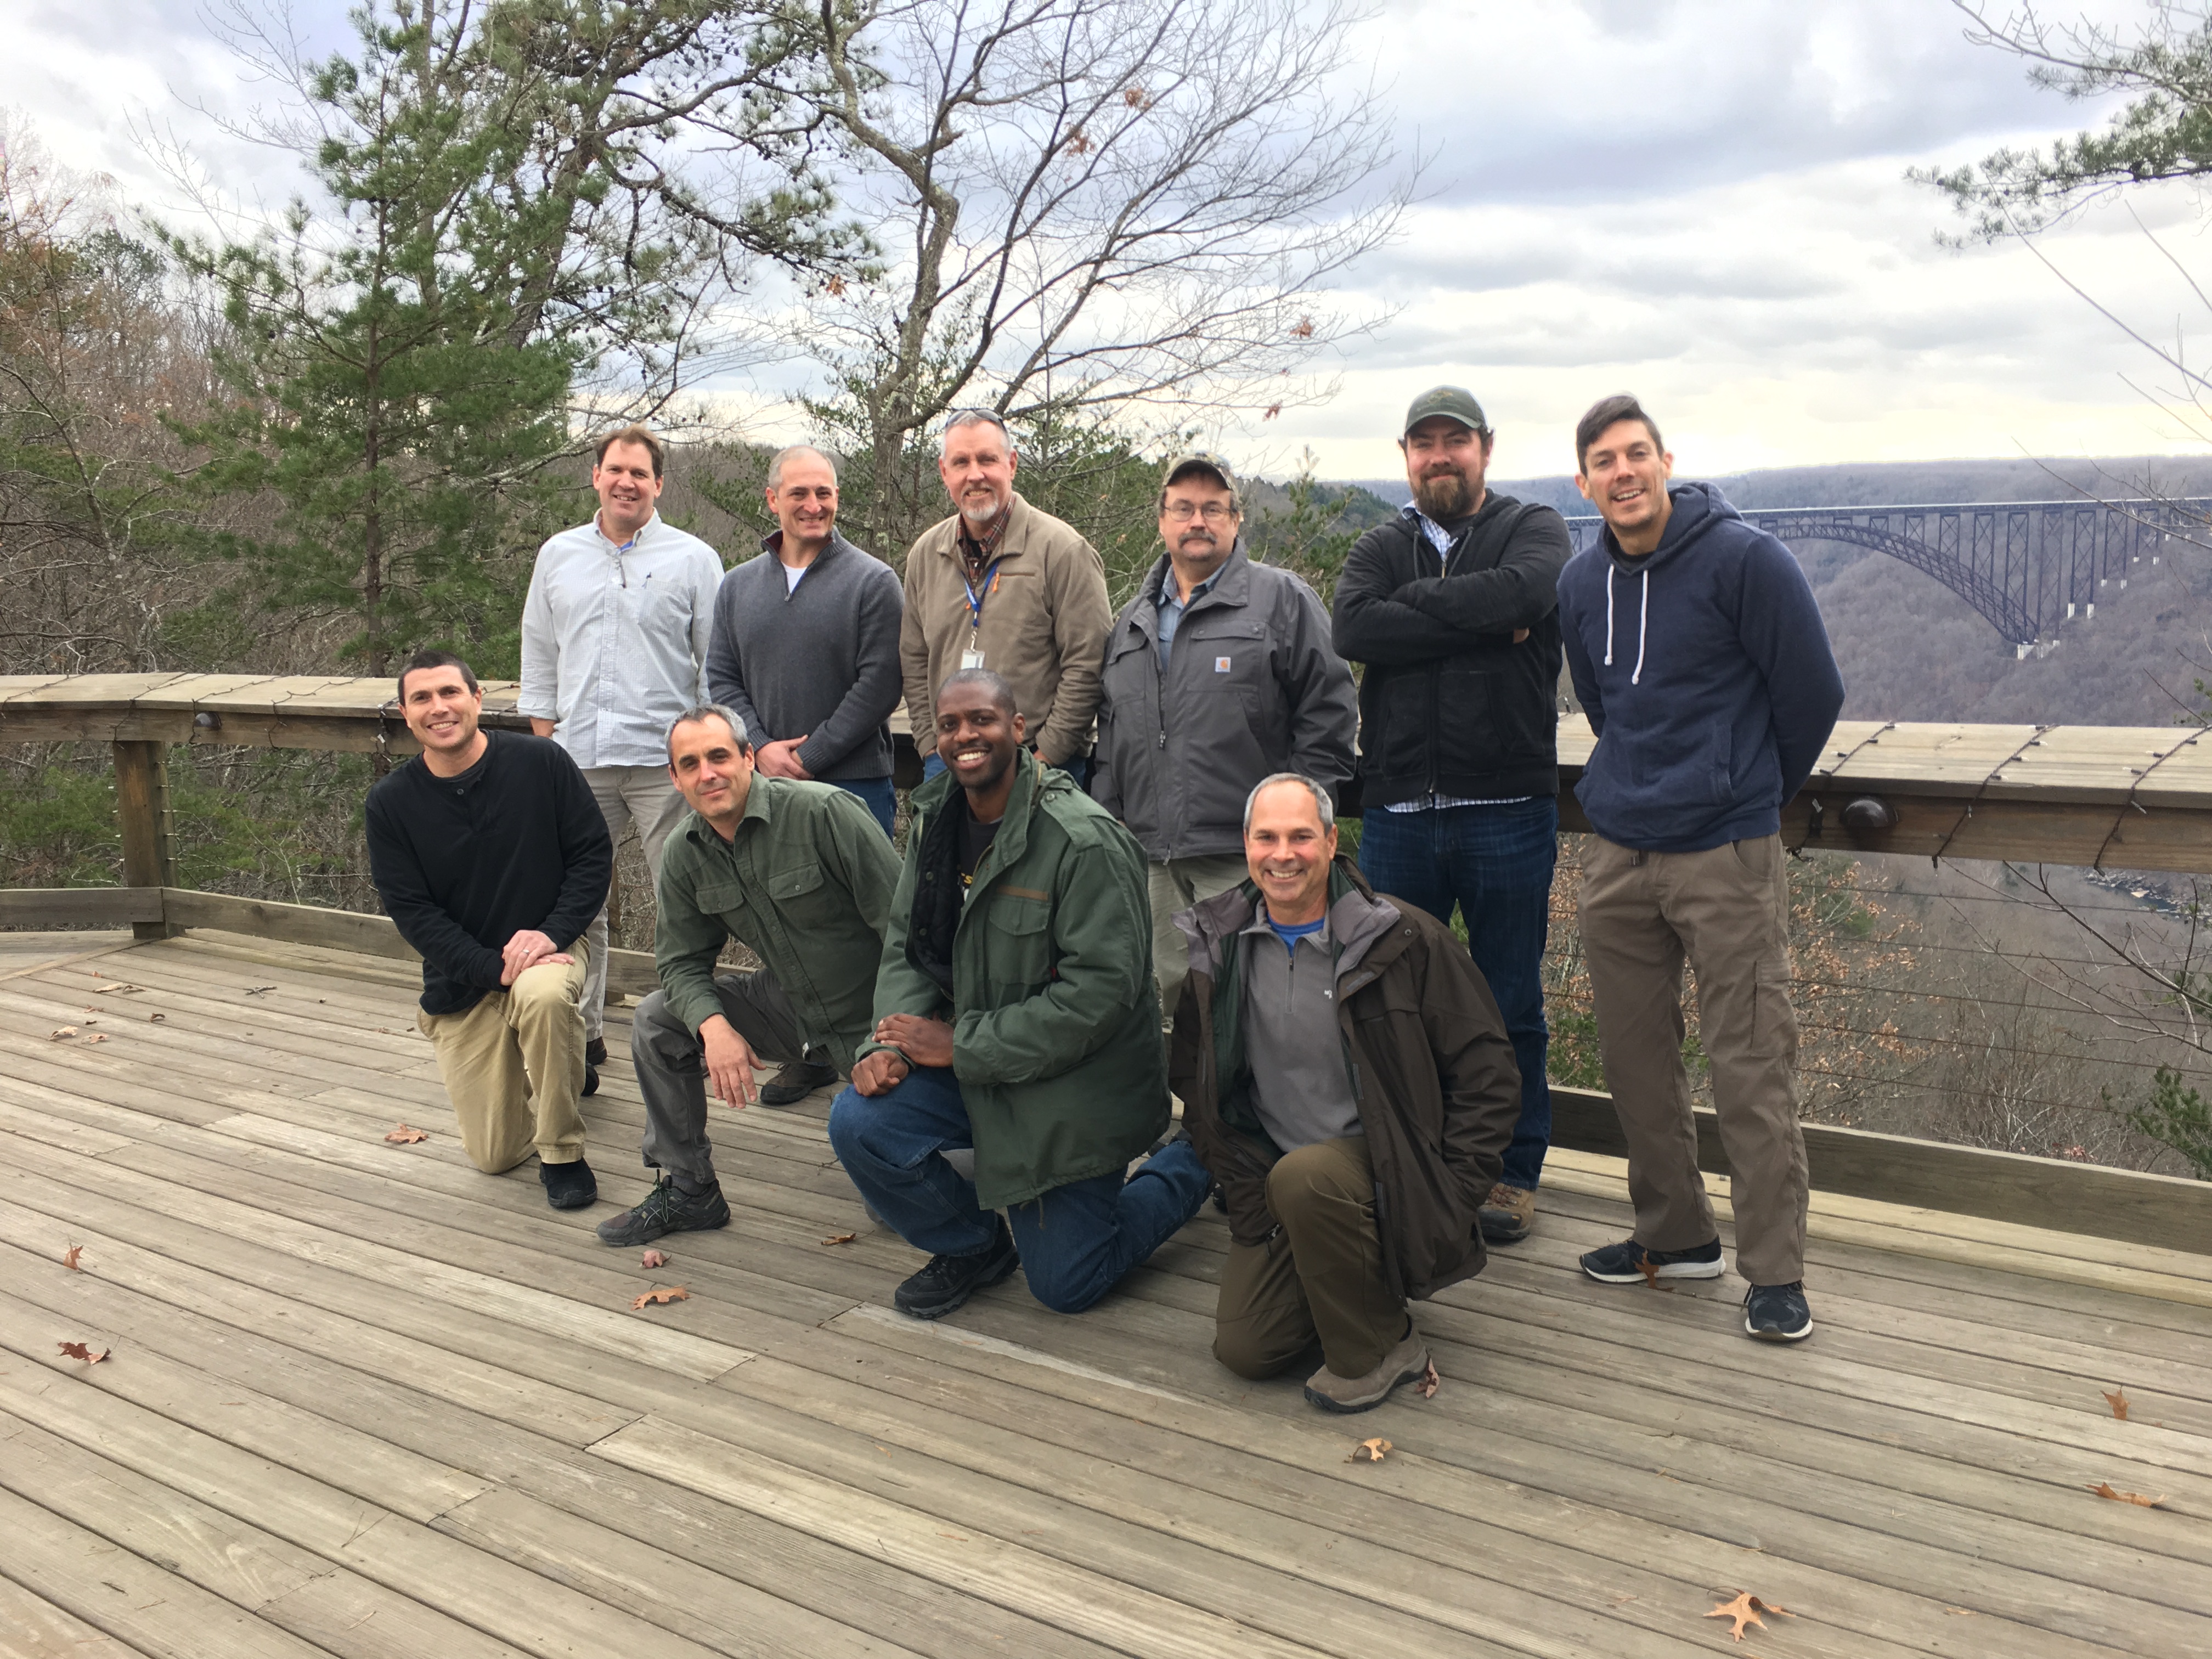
[1579,1235,1723,1284]
[893,1220,1020,1320]
[595,1174,732,1244]
[540,1157,598,1210]
[758,1058,838,1107]
[1744,1281,1813,1342]
[582,1063,601,1098]
[585,1036,609,1068]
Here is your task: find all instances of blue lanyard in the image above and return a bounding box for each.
[962,560,1003,630]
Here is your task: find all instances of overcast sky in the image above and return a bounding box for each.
[11,0,2202,483]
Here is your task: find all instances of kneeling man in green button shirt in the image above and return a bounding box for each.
[597,703,900,1246]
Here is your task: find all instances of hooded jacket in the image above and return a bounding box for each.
[1557,481,1844,853]
[1330,493,1572,807]
[861,749,1167,1208]
[1092,544,1357,860]
[1168,860,1522,1301]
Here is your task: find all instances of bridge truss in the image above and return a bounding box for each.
[1564,498,2211,654]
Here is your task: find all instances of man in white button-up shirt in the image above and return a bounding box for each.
[519,425,725,1063]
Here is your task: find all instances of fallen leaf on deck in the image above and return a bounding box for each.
[105,983,145,994]
[640,1249,670,1268]
[384,1125,428,1144]
[1705,1592,1792,1641]
[63,1244,83,1271]
[2102,1388,2130,1421]
[83,1032,106,1043]
[632,1286,691,1310]
[150,1013,165,1022]
[57,1342,110,1364]
[821,1232,859,1246]
[1634,1252,1669,1290]
[1417,1359,1440,1398]
[48,1026,77,1040]
[2088,1482,2166,1508]
[1348,1437,1391,1463]
[246,985,277,995]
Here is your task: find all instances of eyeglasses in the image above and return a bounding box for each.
[1162,501,1238,523]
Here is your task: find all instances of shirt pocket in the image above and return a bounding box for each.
[1183,619,1269,701]
[692,880,748,923]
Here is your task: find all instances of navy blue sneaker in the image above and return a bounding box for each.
[1579,1236,1723,1284]
[1744,1281,1813,1342]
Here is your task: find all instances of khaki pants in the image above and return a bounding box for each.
[1150,854,1250,1018]
[1577,833,1809,1285]
[1214,1136,1406,1381]
[416,949,590,1173]
[582,766,688,1040]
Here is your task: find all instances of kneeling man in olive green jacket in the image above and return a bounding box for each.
[829,669,1214,1318]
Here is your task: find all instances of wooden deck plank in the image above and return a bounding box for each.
[0,1572,153,1658]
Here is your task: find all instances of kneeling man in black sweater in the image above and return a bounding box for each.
[366,650,614,1209]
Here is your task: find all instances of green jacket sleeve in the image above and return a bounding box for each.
[861,804,950,1054]
[653,841,731,1036]
[823,787,903,935]
[952,833,1152,1086]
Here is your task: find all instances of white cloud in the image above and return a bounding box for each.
[7,0,2203,485]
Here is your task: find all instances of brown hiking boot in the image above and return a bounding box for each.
[1303,1324,1431,1414]
[1478,1182,1535,1244]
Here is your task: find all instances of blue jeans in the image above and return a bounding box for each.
[827,1064,1211,1313]
[921,752,1091,792]
[831,775,897,836]
[1357,797,1556,1190]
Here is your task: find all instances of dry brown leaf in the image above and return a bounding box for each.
[57,1341,110,1364]
[150,1012,166,1022]
[1417,1359,1440,1399]
[63,1244,83,1271]
[1348,1437,1391,1463]
[2088,1481,2166,1508]
[384,1124,428,1144]
[640,1249,670,1269]
[821,1231,859,1246]
[2102,1388,2130,1421]
[83,1032,107,1043]
[1705,1592,1793,1641]
[632,1286,691,1310]
[48,1026,77,1040]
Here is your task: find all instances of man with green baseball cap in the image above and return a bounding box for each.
[1330,385,1573,1249]
[1091,448,1356,1014]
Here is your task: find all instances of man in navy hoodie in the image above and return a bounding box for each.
[1556,395,1843,1344]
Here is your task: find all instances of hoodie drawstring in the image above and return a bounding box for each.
[1602,566,1651,685]
[1631,568,1649,686]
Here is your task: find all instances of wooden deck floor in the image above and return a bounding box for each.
[1,930,2208,1659]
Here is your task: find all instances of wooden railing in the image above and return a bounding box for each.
[7,673,2212,1252]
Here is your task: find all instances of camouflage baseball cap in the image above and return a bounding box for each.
[1402,386,1489,437]
[1161,450,1240,496]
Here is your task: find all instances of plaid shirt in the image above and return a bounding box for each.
[957,503,1013,583]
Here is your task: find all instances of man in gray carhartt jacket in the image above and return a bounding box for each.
[1092,452,1357,1009]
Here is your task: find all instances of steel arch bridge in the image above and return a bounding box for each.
[1563,498,2211,654]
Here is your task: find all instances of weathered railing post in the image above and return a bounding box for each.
[111,740,176,941]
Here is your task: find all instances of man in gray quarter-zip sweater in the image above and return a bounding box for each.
[706,443,905,1101]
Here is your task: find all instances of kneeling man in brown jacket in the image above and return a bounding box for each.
[1169,773,1522,1412]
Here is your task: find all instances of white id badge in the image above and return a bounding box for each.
[960,647,985,670]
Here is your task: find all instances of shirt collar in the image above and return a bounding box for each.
[596,509,659,554]
[1401,501,1456,558]
[957,500,1013,567]
[1157,561,1226,610]
[1240,902,1331,945]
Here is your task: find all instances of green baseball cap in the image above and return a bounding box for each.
[1161,450,1240,496]
[1401,386,1489,438]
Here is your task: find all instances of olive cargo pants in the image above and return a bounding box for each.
[1214,1136,1408,1381]
[1577,832,1809,1286]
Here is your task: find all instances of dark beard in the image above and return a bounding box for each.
[1412,469,1472,519]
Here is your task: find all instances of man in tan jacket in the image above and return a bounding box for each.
[901,411,1112,787]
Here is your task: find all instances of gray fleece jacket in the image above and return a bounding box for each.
[706,530,905,781]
